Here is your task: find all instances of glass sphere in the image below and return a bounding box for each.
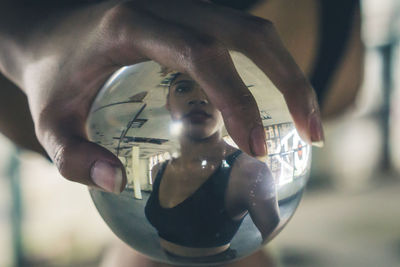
[86,52,311,266]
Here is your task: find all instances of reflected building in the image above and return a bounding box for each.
[86,54,311,265]
[121,122,309,203]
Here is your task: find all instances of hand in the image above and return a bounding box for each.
[0,0,324,193]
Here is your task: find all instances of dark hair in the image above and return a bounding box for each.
[167,73,181,92]
[159,66,181,93]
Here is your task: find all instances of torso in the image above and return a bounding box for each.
[145,148,247,257]
[158,159,222,209]
[158,146,239,211]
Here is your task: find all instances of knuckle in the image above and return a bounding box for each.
[242,16,275,43]
[53,140,82,182]
[220,92,257,119]
[248,17,274,34]
[180,35,225,69]
[282,76,311,96]
[100,4,140,42]
[35,110,83,181]
[101,5,126,32]
[102,4,134,26]
[35,110,58,148]
[53,144,69,179]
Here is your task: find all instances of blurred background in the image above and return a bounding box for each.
[1,0,400,266]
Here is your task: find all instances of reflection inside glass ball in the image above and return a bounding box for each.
[87,52,311,265]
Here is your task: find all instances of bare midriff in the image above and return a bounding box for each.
[159,238,230,257]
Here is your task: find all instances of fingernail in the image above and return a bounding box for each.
[256,155,268,163]
[309,111,325,147]
[91,161,123,194]
[250,125,267,157]
[312,141,324,148]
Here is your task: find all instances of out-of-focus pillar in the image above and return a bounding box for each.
[131,146,142,199]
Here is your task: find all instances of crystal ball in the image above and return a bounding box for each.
[86,52,311,266]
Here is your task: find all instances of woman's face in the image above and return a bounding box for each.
[167,74,224,140]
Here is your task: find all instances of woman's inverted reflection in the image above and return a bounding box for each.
[145,73,280,258]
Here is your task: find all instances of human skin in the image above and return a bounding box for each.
[0,0,324,193]
[149,73,279,257]
[166,73,225,141]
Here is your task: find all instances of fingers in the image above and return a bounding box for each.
[232,19,325,146]
[188,51,267,157]
[37,111,127,194]
[133,0,324,145]
[104,5,266,156]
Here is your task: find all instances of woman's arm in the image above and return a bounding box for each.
[231,154,280,242]
[246,163,280,242]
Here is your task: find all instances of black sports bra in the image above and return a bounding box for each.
[144,150,246,248]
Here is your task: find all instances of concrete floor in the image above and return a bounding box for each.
[270,173,400,267]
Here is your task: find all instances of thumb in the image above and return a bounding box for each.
[39,115,127,194]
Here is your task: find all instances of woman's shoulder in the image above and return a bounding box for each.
[234,151,267,169]
[231,151,270,183]
[150,160,169,184]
